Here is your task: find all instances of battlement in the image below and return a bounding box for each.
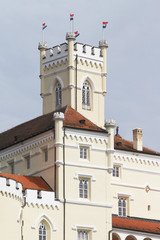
[0,176,23,199]
[0,176,59,208]
[42,42,104,69]
[25,189,59,208]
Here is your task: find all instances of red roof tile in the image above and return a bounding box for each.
[112,215,160,234]
[115,136,160,156]
[0,173,53,191]
[0,106,106,151]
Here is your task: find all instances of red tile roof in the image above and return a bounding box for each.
[112,215,160,234]
[0,106,106,151]
[0,173,53,191]
[115,136,160,156]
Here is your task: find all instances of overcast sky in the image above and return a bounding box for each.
[0,0,160,151]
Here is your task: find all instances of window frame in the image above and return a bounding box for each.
[82,81,91,110]
[118,197,127,217]
[113,165,120,178]
[78,230,89,240]
[79,178,89,199]
[55,82,62,109]
[80,147,88,160]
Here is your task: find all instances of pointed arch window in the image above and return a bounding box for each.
[55,82,62,109]
[39,222,47,240]
[82,81,91,110]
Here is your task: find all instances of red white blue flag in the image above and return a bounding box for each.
[75,31,80,38]
[42,23,47,30]
[70,14,74,21]
[103,21,108,28]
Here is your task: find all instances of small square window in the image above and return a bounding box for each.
[113,165,120,177]
[80,147,88,159]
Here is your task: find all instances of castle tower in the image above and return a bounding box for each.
[38,33,108,127]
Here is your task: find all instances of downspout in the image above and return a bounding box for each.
[63,127,66,240]
[21,195,26,240]
[54,147,57,198]
[76,54,78,111]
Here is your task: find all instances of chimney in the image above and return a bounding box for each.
[133,128,143,151]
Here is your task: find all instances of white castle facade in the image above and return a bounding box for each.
[0,31,160,240]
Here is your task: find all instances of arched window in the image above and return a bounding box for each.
[39,222,47,240]
[82,81,91,110]
[55,82,62,109]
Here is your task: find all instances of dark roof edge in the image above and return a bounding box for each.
[114,147,160,157]
[112,214,160,223]
[112,226,160,235]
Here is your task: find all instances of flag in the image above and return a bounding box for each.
[42,23,47,30]
[102,21,108,29]
[70,14,74,21]
[75,31,80,38]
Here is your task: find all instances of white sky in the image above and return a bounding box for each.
[0,0,160,151]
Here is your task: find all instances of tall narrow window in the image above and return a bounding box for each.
[10,162,15,174]
[39,222,47,240]
[55,82,62,109]
[82,81,91,110]
[118,197,127,217]
[79,179,88,199]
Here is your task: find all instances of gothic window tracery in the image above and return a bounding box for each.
[39,222,47,240]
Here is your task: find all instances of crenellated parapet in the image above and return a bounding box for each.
[42,42,104,69]
[25,189,59,208]
[0,176,59,209]
[0,176,23,200]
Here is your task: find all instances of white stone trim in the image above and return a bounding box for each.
[64,128,108,144]
[72,224,97,232]
[64,161,111,171]
[113,192,134,201]
[74,173,96,182]
[123,166,160,175]
[0,132,54,160]
[80,75,96,91]
[32,214,57,231]
[49,76,64,94]
[60,199,112,208]
[25,189,59,209]
[111,181,160,192]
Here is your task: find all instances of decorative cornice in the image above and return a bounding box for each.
[60,199,112,208]
[0,132,54,161]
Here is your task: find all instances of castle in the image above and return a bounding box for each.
[0,31,160,240]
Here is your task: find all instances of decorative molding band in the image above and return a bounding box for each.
[123,166,160,175]
[42,66,106,79]
[0,132,54,160]
[65,162,110,171]
[106,149,115,154]
[60,199,112,208]
[72,224,97,232]
[65,129,108,144]
[111,181,160,192]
